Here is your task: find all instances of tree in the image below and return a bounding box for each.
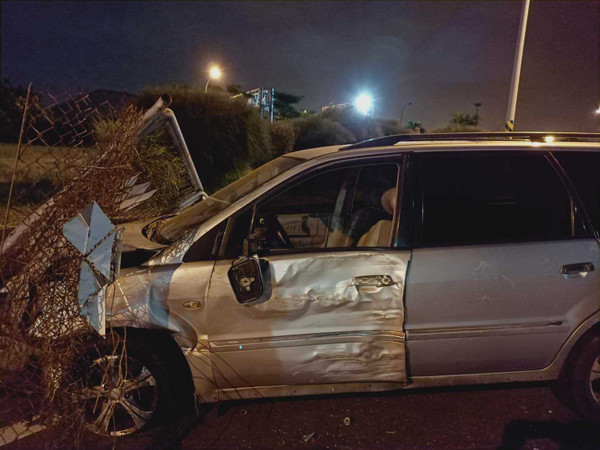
[451,111,479,127]
[274,91,303,119]
[406,120,425,132]
[0,79,30,142]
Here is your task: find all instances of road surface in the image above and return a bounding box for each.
[6,382,600,449]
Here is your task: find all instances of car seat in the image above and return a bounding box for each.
[356,188,396,247]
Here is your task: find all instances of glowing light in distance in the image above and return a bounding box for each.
[209,66,222,79]
[354,93,373,115]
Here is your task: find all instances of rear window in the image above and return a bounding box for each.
[421,153,577,246]
[555,151,600,234]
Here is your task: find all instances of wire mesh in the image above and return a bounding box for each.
[0,85,194,447]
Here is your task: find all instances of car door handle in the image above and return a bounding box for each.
[560,262,595,275]
[352,275,395,288]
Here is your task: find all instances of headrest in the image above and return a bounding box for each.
[381,188,396,215]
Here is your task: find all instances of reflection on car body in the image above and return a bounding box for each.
[105,133,600,436]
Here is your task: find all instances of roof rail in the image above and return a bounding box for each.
[340,132,600,150]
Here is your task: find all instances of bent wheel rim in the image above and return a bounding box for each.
[81,354,158,436]
[590,356,600,405]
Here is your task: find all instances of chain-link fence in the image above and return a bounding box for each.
[0,85,197,447]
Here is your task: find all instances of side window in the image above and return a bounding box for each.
[421,153,576,246]
[182,221,226,262]
[249,163,399,253]
[555,151,600,235]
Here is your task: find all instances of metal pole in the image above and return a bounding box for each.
[270,88,275,123]
[505,0,531,132]
[400,102,412,125]
[1,83,32,258]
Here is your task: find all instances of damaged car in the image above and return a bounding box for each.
[96,131,600,436]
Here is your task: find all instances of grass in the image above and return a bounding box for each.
[0,142,97,231]
[0,143,96,184]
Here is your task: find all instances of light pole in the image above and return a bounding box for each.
[505,0,531,131]
[400,101,412,125]
[205,65,222,93]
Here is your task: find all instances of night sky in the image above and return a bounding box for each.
[2,1,599,131]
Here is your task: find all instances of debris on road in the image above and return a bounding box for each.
[302,432,315,443]
[343,416,352,426]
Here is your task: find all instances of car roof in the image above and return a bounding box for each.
[287,132,600,162]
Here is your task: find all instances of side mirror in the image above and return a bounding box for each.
[227,256,266,304]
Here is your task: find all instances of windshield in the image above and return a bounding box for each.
[156,155,304,243]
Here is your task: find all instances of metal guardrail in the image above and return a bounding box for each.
[341,132,600,150]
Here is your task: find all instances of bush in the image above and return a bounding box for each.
[431,125,484,133]
[321,107,383,141]
[139,85,272,192]
[378,118,412,136]
[292,116,356,151]
[270,120,296,156]
[0,80,29,143]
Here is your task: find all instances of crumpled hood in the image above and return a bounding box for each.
[120,218,168,252]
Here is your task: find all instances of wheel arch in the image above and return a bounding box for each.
[109,326,197,416]
[555,312,600,378]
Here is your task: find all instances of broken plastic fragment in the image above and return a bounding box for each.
[62,201,114,255]
[302,432,315,442]
[62,201,119,335]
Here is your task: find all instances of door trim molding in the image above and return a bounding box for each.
[210,330,405,353]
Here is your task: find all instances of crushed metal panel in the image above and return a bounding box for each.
[207,250,410,389]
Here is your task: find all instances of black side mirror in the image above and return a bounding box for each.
[227,256,266,304]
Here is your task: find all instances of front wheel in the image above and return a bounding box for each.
[77,330,194,436]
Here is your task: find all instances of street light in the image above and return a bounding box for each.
[205,65,222,93]
[400,101,412,125]
[354,93,373,116]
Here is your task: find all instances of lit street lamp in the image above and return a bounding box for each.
[205,65,222,93]
[354,93,373,116]
[400,101,412,125]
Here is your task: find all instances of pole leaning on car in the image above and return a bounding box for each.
[505,0,531,132]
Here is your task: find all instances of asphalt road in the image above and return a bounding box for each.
[10,381,597,450]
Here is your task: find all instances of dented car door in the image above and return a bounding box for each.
[206,159,411,390]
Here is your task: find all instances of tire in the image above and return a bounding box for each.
[556,329,600,421]
[78,328,195,436]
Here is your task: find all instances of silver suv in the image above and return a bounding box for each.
[99,132,600,436]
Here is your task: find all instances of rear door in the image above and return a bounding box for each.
[206,156,412,389]
[405,151,600,376]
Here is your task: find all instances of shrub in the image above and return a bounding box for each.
[321,107,383,141]
[378,118,412,136]
[431,125,484,133]
[270,120,296,156]
[139,85,272,192]
[292,116,355,151]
